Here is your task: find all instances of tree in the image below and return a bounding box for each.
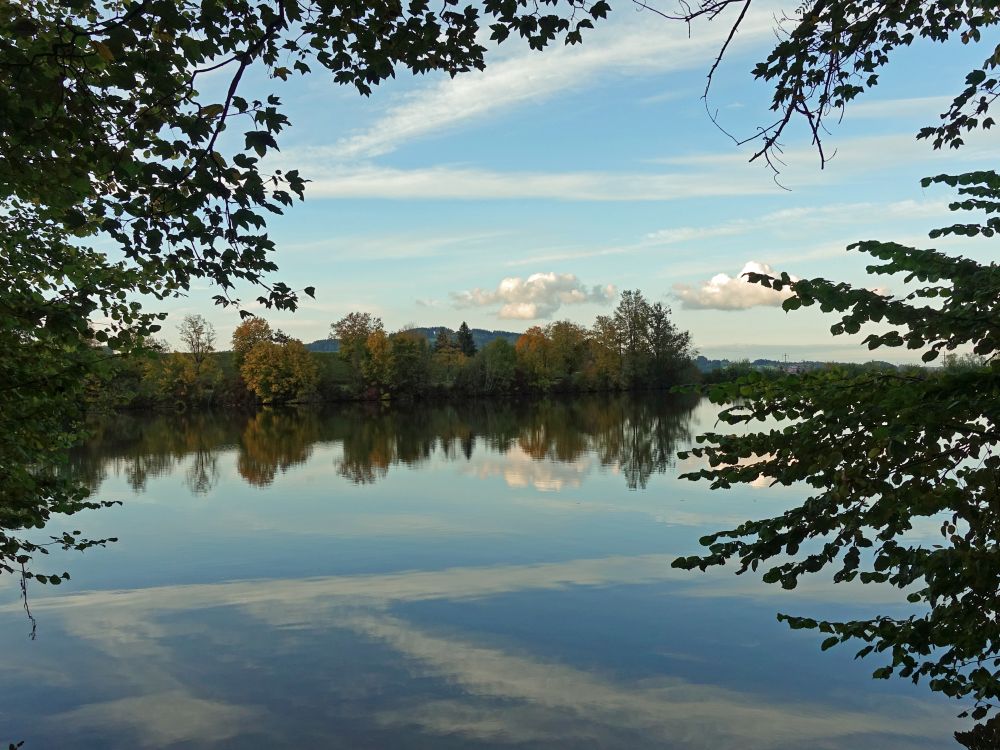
[647,302,695,386]
[479,338,518,393]
[547,320,590,385]
[389,330,431,395]
[431,344,468,389]
[674,175,1000,727]
[172,314,221,402]
[362,328,393,391]
[177,315,216,376]
[590,314,623,388]
[433,328,455,353]
[332,312,383,386]
[613,290,653,385]
[240,339,318,403]
[158,349,222,405]
[456,322,478,357]
[661,1,998,174]
[232,317,274,367]
[515,326,554,388]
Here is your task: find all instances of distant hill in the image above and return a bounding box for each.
[695,355,899,373]
[406,326,521,350]
[305,327,521,354]
[305,338,339,353]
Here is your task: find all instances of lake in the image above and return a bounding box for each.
[0,395,967,748]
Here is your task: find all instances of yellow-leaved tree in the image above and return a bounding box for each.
[240,340,318,404]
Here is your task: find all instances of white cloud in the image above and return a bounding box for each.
[281,229,506,260]
[653,131,995,183]
[646,199,949,244]
[674,261,796,311]
[298,163,778,201]
[330,10,778,159]
[276,127,991,201]
[452,272,616,319]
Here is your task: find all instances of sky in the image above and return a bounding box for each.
[159,2,998,362]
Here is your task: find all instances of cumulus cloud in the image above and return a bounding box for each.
[452,273,616,320]
[673,261,796,311]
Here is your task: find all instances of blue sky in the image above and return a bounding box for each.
[162,3,998,361]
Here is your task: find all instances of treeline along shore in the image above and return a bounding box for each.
[93,287,947,411]
[94,290,703,409]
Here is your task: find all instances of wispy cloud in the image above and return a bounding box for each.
[452,272,616,319]
[280,129,988,202]
[653,131,994,180]
[674,261,796,311]
[281,230,507,260]
[328,10,778,160]
[650,198,949,238]
[298,163,778,201]
[506,198,951,268]
[844,95,953,120]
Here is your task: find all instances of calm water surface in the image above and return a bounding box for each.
[0,396,966,748]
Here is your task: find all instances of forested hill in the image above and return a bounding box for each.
[306,327,521,353]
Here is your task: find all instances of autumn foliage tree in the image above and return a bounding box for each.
[331,312,384,390]
[232,318,275,367]
[241,338,318,403]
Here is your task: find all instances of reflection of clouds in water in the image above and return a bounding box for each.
[23,555,912,648]
[53,690,259,747]
[354,614,952,750]
[221,510,483,538]
[24,555,683,619]
[499,491,756,530]
[677,452,780,490]
[17,555,915,633]
[14,554,948,749]
[463,445,597,492]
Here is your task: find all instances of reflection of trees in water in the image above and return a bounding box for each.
[72,395,699,493]
[330,395,698,488]
[237,409,320,487]
[511,397,696,489]
[335,403,448,484]
[70,412,243,495]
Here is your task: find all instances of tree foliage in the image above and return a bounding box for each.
[241,337,319,403]
[674,171,1000,724]
[232,317,274,367]
[456,321,478,357]
[331,311,383,384]
[661,0,1000,170]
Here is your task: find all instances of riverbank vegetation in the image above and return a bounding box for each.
[97,289,699,408]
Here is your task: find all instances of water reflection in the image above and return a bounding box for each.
[4,394,976,748]
[4,554,959,749]
[73,395,699,494]
[71,412,246,494]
